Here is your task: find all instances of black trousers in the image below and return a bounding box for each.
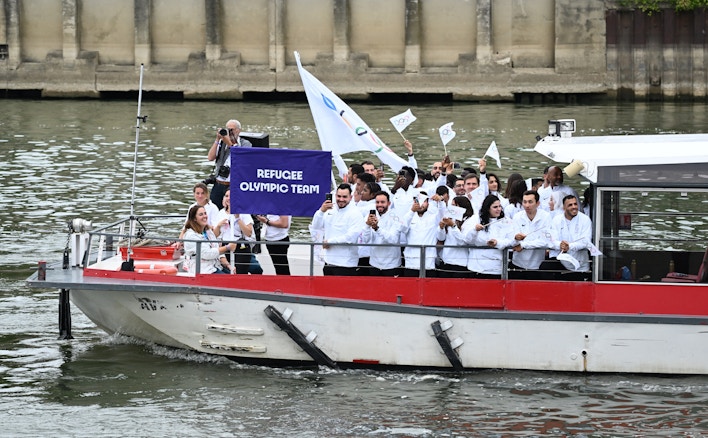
[402,268,438,278]
[323,264,358,276]
[266,236,290,275]
[370,267,401,277]
[437,262,472,278]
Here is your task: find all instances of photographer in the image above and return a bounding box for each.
[206,119,252,209]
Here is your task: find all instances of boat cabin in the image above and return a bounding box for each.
[535,120,708,283]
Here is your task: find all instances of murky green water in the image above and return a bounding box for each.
[1,98,707,436]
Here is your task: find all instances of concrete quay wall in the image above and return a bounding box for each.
[0,0,703,101]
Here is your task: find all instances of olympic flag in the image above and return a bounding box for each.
[295,51,408,176]
[389,109,417,133]
[439,122,456,146]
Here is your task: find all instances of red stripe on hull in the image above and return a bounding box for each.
[83,268,708,316]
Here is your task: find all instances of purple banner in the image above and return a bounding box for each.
[230,148,332,217]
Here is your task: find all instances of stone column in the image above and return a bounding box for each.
[555,0,606,73]
[135,0,152,67]
[269,0,285,72]
[62,0,80,61]
[5,0,21,65]
[333,0,349,62]
[404,0,420,72]
[476,0,491,64]
[205,0,221,60]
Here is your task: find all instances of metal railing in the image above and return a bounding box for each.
[82,214,595,280]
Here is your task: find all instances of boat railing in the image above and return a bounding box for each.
[76,214,599,280]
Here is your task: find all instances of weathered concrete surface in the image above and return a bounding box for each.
[0,0,703,101]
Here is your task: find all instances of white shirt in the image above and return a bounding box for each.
[263,215,290,241]
[311,204,364,267]
[401,205,441,271]
[550,212,592,271]
[389,185,417,215]
[436,218,471,268]
[463,216,515,275]
[356,200,376,258]
[504,202,522,219]
[512,209,551,270]
[361,209,404,270]
[539,184,579,217]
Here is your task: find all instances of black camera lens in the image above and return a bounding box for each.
[218,165,230,178]
[219,128,228,136]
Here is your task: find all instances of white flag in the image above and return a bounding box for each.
[557,253,581,270]
[439,122,456,146]
[333,154,348,179]
[484,140,502,168]
[295,51,408,174]
[389,109,417,133]
[589,242,603,257]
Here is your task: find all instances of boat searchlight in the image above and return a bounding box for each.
[548,119,575,138]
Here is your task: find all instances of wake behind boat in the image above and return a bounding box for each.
[27,119,708,374]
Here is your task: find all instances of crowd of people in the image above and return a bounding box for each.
[309,143,592,280]
[179,119,291,275]
[181,119,593,280]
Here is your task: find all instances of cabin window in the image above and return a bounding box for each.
[595,187,708,282]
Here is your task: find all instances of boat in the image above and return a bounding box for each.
[27,119,708,374]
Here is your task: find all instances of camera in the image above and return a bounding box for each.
[218,165,230,178]
[202,174,217,185]
[219,128,228,136]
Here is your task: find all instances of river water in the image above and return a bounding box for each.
[1,98,708,436]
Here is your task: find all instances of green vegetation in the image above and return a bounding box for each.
[619,0,708,14]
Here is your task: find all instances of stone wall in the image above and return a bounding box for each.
[0,0,700,101]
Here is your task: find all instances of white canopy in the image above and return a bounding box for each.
[534,133,708,183]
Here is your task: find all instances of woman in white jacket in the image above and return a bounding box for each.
[184,205,236,274]
[463,194,515,278]
[437,196,474,278]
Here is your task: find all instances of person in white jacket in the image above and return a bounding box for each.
[183,205,236,275]
[400,192,443,277]
[549,194,592,279]
[437,196,475,278]
[362,191,404,276]
[463,194,515,278]
[510,190,552,279]
[310,184,364,276]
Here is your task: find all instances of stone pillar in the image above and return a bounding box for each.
[269,0,285,72]
[476,0,491,64]
[0,0,5,45]
[333,0,349,62]
[692,10,706,98]
[135,0,152,67]
[555,0,606,73]
[62,0,80,61]
[404,0,420,72]
[5,0,20,65]
[205,0,221,60]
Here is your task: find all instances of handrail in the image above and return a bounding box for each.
[81,214,597,277]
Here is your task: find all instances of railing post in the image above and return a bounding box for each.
[501,249,509,280]
[309,243,315,276]
[195,241,202,274]
[419,245,426,278]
